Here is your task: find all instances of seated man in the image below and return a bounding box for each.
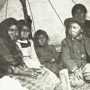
[61,17,90,87]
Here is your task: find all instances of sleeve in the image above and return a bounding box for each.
[0,38,16,63]
[35,47,48,63]
[61,39,77,72]
[50,45,58,60]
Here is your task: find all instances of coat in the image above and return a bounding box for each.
[61,35,90,72]
[35,45,59,76]
[0,37,23,77]
[83,20,90,37]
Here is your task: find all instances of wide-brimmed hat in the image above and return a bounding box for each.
[64,17,84,28]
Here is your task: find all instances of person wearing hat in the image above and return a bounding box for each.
[71,4,90,38]
[61,17,90,87]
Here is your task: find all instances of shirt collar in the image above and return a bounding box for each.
[71,34,83,41]
[17,39,28,43]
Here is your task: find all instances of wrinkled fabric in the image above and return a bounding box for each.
[61,35,90,72]
[16,39,41,69]
[35,45,59,76]
[9,67,59,90]
[69,63,90,87]
[15,39,60,90]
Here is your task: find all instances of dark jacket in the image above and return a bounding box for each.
[35,45,59,76]
[84,20,90,37]
[0,37,23,77]
[61,35,90,72]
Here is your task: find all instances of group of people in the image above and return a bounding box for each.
[61,4,90,87]
[0,3,90,90]
[0,18,59,90]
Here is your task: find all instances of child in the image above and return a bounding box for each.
[0,18,59,90]
[16,20,41,69]
[61,17,90,87]
[16,20,60,90]
[34,29,59,76]
[71,4,90,38]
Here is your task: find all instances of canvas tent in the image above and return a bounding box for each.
[0,0,90,51]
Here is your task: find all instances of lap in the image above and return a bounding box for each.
[69,63,90,87]
[9,66,59,90]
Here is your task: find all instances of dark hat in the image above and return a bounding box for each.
[72,4,87,16]
[64,17,84,28]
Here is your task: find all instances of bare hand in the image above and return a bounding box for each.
[74,68,83,80]
[50,58,55,62]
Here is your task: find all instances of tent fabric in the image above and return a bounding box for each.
[0,0,6,11]
[0,0,90,51]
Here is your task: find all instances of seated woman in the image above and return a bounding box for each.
[0,18,28,90]
[0,18,59,90]
[61,17,90,87]
[34,29,59,76]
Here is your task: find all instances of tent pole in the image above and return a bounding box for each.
[27,0,36,31]
[5,0,8,19]
[48,0,65,28]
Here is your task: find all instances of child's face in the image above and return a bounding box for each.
[73,9,86,22]
[38,34,47,46]
[68,22,83,38]
[8,25,19,41]
[20,25,30,40]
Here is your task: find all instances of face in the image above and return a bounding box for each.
[20,25,30,40]
[38,34,47,46]
[68,22,83,38]
[73,9,86,22]
[8,25,19,41]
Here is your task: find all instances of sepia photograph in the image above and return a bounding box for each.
[0,0,90,90]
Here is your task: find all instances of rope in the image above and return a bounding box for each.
[5,0,8,19]
[27,0,36,31]
[72,0,90,19]
[72,0,76,4]
[48,0,65,28]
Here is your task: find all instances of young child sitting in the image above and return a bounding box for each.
[16,20,60,90]
[16,20,41,69]
[61,17,90,87]
[34,29,59,76]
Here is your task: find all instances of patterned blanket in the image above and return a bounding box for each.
[55,82,90,90]
[9,67,59,90]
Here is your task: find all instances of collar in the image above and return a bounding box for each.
[71,34,84,41]
[17,39,28,43]
[17,39,31,48]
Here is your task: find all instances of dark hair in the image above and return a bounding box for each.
[34,29,49,47]
[0,18,23,67]
[0,18,18,41]
[72,4,87,16]
[18,19,32,39]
